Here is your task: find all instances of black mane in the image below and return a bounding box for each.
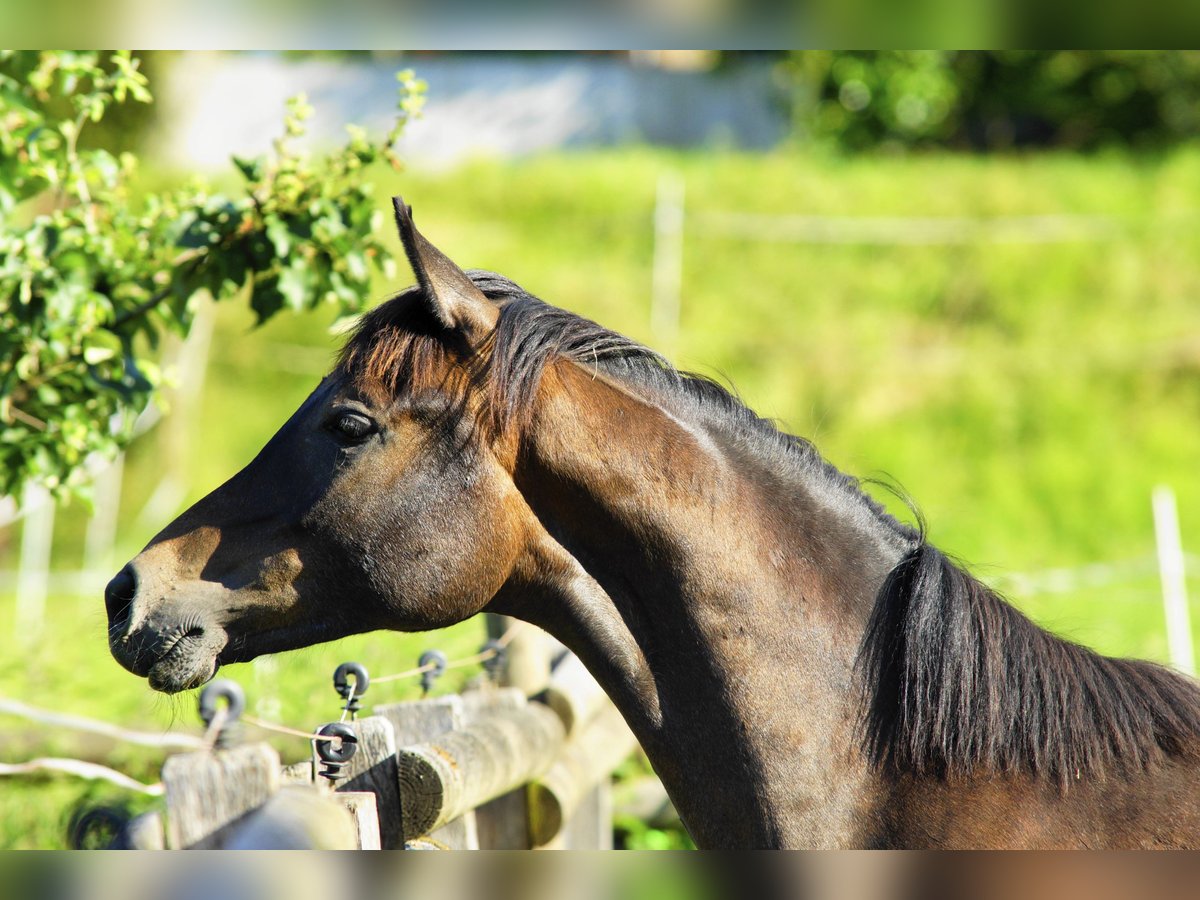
[471,271,911,536]
[344,270,1200,783]
[859,541,1200,782]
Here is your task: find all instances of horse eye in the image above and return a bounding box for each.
[327,412,374,442]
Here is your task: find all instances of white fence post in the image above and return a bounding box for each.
[15,482,55,638]
[1153,485,1194,677]
[651,171,685,355]
[80,452,125,596]
[15,482,54,636]
[252,654,282,724]
[135,297,215,532]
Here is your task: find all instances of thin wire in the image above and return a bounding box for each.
[372,661,437,685]
[202,705,229,751]
[0,758,164,796]
[0,698,204,750]
[338,682,357,724]
[370,621,526,685]
[242,715,345,745]
[495,621,524,648]
[445,649,498,671]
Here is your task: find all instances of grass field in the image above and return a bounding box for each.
[3,146,1200,847]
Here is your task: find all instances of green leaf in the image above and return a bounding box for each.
[248,275,285,324]
[232,154,265,183]
[265,215,291,257]
[176,216,215,250]
[278,260,314,312]
[344,249,368,283]
[83,345,116,364]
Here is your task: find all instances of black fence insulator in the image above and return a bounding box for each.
[316,722,358,783]
[68,805,130,850]
[418,650,447,696]
[481,639,506,684]
[198,679,245,750]
[332,662,370,719]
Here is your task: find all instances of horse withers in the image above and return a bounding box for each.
[105,198,1200,848]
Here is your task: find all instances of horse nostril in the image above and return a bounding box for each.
[104,565,138,634]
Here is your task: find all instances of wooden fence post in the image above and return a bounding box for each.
[315,715,397,848]
[223,786,359,849]
[1154,485,1195,676]
[550,776,612,849]
[528,701,636,848]
[376,696,479,849]
[535,648,627,848]
[460,686,525,715]
[118,811,165,850]
[651,170,685,354]
[539,651,609,738]
[396,702,565,842]
[486,614,553,695]
[152,650,634,851]
[336,792,382,850]
[281,759,314,784]
[463,686,533,849]
[161,743,281,848]
[15,482,53,637]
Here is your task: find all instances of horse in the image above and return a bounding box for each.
[104,197,1200,848]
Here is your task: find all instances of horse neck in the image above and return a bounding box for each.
[504,361,908,847]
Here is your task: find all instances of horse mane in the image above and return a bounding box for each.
[858,541,1200,783]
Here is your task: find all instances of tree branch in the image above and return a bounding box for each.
[110,286,170,329]
[7,405,47,430]
[109,247,208,329]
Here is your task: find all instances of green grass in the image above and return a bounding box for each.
[5,146,1200,846]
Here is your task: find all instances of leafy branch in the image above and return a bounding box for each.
[0,51,426,500]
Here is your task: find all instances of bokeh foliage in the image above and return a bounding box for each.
[0,51,425,501]
[790,52,1200,151]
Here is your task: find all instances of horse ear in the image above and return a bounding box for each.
[391,196,498,337]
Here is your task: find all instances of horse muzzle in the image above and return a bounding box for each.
[105,564,228,693]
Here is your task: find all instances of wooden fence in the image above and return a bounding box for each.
[115,620,643,850]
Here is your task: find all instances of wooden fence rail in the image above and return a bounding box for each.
[134,629,640,850]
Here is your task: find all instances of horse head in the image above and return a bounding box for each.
[105,199,533,693]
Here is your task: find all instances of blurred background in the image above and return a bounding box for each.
[3,50,1200,849]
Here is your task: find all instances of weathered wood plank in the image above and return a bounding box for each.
[539,652,608,738]
[223,786,357,849]
[161,743,281,849]
[460,686,526,717]
[397,702,565,841]
[527,701,636,847]
[485,614,552,694]
[119,811,164,850]
[570,780,612,849]
[337,791,382,850]
[461,685,531,848]
[320,716,397,847]
[281,760,314,784]
[474,789,529,849]
[376,696,479,849]
[542,781,612,849]
[376,696,463,744]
